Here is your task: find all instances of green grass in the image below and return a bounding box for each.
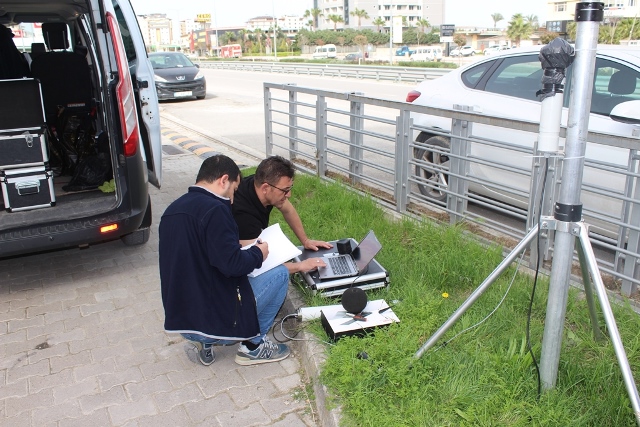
[259,171,640,426]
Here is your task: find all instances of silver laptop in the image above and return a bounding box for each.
[318,230,382,280]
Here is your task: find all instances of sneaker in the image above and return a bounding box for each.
[192,341,215,366]
[235,337,290,366]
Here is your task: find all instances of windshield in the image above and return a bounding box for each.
[149,53,194,69]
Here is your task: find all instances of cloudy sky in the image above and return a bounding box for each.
[129,0,548,29]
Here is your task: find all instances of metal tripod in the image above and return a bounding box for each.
[414,3,640,425]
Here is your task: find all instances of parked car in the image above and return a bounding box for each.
[149,52,206,101]
[0,0,162,258]
[396,46,415,56]
[343,52,363,61]
[483,46,501,55]
[411,46,443,62]
[405,45,640,237]
[450,46,476,57]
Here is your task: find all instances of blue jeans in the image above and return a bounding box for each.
[182,265,289,346]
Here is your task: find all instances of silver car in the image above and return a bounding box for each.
[406,45,640,236]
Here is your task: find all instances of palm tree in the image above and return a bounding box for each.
[238,29,248,52]
[416,18,430,45]
[373,17,386,32]
[253,28,264,54]
[491,13,504,29]
[304,8,323,31]
[506,13,533,47]
[525,14,539,30]
[327,14,344,31]
[350,8,369,29]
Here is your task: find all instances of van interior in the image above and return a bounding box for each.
[0,18,116,228]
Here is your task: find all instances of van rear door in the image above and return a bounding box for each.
[110,0,162,188]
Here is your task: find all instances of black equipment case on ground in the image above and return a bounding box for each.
[0,78,49,169]
[294,238,390,297]
[1,166,56,212]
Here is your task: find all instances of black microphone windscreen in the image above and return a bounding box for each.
[341,287,368,314]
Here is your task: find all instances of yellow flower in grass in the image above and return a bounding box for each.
[442,292,449,298]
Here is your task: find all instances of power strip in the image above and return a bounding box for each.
[297,304,343,321]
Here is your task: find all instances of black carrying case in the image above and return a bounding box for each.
[1,166,56,212]
[0,78,49,169]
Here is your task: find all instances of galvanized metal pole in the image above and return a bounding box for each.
[539,2,602,390]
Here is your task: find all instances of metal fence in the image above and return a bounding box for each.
[263,81,640,297]
[198,61,450,84]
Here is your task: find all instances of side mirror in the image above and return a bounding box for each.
[195,64,200,68]
[610,100,640,125]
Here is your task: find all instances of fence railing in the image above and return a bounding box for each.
[198,61,450,84]
[263,81,640,297]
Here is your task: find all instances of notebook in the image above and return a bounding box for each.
[318,230,382,280]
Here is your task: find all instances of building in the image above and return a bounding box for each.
[545,0,640,39]
[137,14,174,51]
[313,0,445,31]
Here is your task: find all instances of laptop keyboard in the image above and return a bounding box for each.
[328,256,352,275]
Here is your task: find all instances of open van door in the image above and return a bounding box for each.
[111,0,162,188]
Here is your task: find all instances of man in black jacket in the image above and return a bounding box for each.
[159,155,290,366]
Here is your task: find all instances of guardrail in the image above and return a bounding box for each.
[263,81,640,297]
[197,61,451,84]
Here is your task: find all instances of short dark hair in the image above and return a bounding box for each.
[254,155,295,186]
[195,155,241,184]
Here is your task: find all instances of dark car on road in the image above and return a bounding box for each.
[149,52,206,101]
[343,52,363,61]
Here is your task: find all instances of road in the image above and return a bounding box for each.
[158,67,414,156]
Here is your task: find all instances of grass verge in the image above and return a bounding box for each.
[265,171,640,426]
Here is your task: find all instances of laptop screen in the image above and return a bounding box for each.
[353,230,382,273]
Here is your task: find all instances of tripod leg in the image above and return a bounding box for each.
[413,225,539,359]
[577,223,640,425]
[575,236,604,342]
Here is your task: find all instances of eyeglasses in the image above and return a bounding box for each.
[267,182,293,195]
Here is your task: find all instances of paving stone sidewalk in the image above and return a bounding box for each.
[0,137,321,426]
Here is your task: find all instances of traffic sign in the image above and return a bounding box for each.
[441,24,455,37]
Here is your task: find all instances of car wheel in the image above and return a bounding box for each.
[471,51,475,56]
[196,95,205,100]
[414,135,450,202]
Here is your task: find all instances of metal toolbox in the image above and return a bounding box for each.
[1,166,56,213]
[0,78,48,170]
[0,132,49,169]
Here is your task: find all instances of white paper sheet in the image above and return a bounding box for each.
[245,223,302,277]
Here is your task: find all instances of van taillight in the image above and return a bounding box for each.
[106,12,138,157]
[406,90,421,103]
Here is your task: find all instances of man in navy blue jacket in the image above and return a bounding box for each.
[159,155,290,366]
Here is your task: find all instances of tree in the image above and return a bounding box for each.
[238,29,248,52]
[491,13,504,29]
[416,18,430,45]
[253,28,264,53]
[354,34,367,58]
[539,31,559,45]
[373,17,386,32]
[453,33,466,48]
[327,14,344,31]
[506,13,533,47]
[304,8,323,31]
[350,8,369,29]
[525,14,539,30]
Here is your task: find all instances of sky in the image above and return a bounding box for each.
[129,0,548,29]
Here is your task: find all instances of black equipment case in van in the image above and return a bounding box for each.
[1,166,56,212]
[0,78,49,169]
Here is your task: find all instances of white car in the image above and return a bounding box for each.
[450,46,476,57]
[405,45,640,236]
[483,46,501,55]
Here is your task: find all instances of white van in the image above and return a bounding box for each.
[312,44,337,59]
[411,46,443,62]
